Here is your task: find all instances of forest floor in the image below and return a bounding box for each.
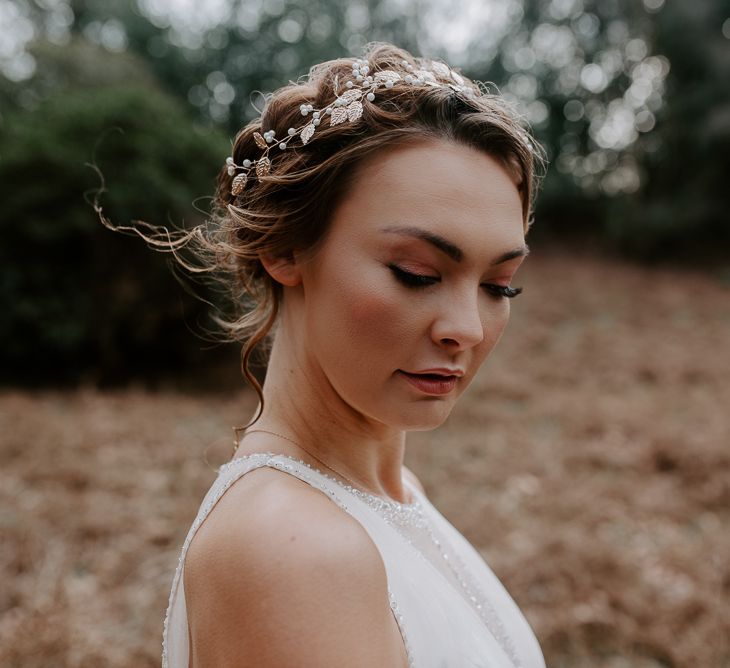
[1,249,728,667]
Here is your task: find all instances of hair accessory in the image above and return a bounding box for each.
[225,58,477,195]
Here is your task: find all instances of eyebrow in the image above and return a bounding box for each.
[380,225,529,265]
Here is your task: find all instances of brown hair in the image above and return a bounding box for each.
[97,41,544,422]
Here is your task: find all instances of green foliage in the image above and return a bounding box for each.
[0,42,230,385]
[606,1,730,256]
[439,0,728,257]
[3,1,728,386]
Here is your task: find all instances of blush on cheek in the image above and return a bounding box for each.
[343,284,405,345]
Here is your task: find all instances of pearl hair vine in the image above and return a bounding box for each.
[225,57,478,196]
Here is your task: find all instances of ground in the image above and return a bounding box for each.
[1,249,728,667]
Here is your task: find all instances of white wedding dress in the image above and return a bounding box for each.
[162,452,545,668]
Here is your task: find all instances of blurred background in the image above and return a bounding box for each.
[1,0,728,666]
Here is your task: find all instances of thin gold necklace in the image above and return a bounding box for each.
[237,427,412,505]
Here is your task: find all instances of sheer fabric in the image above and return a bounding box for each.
[162,452,545,668]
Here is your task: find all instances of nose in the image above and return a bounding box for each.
[430,288,486,350]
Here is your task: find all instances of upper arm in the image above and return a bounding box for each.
[183,468,408,668]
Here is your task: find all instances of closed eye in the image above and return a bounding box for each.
[389,265,522,299]
[483,284,522,299]
[389,264,438,287]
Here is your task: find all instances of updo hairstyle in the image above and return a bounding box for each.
[101,42,544,414]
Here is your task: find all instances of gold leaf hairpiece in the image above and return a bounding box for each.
[300,122,315,145]
[225,57,477,195]
[231,173,247,195]
[255,157,271,178]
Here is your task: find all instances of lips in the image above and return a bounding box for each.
[398,370,460,395]
[412,368,464,377]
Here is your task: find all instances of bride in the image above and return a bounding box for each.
[161,42,545,667]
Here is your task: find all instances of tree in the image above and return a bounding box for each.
[0,40,230,385]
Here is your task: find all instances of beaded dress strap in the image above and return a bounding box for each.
[225,454,522,668]
[220,452,417,667]
[220,453,520,667]
[221,451,423,519]
[162,451,417,668]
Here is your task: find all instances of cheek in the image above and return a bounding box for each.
[479,302,511,354]
[307,258,421,373]
[341,282,412,351]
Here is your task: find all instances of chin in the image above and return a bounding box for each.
[384,402,455,432]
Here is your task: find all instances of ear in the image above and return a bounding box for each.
[259,251,302,287]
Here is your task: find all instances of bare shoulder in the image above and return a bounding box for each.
[184,466,408,668]
[402,463,426,495]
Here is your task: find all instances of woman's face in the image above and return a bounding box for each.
[294,138,527,431]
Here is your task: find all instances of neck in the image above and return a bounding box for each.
[236,313,410,504]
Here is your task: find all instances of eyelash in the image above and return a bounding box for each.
[389,265,523,299]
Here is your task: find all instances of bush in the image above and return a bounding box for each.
[0,50,231,386]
